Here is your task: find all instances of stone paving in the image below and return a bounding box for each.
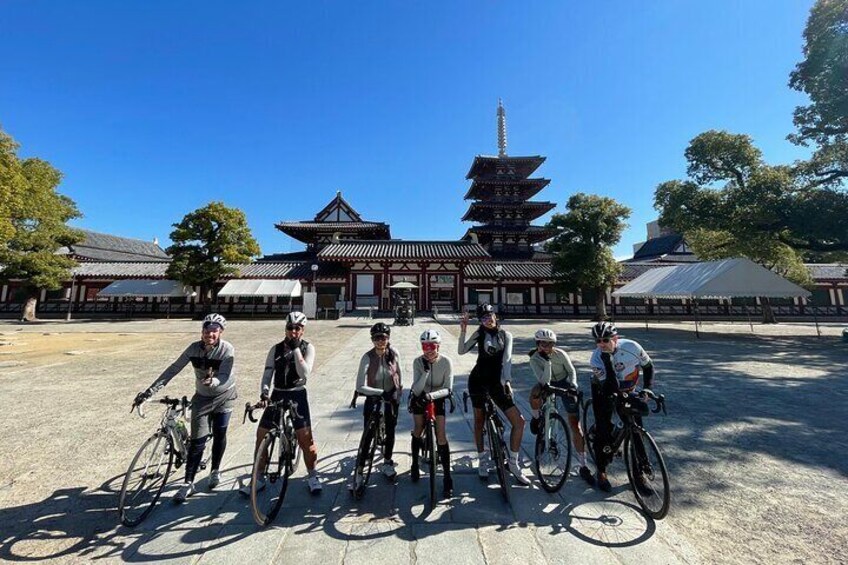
[0,317,846,564]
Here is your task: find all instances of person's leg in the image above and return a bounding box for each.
[504,406,526,453]
[210,410,232,472]
[435,412,452,495]
[529,384,544,434]
[383,400,398,462]
[411,413,424,481]
[591,382,614,490]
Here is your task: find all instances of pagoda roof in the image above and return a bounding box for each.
[313,191,362,222]
[276,221,391,243]
[464,261,553,281]
[465,225,558,245]
[465,155,545,180]
[461,201,556,222]
[463,177,550,200]
[318,240,490,261]
[59,229,170,262]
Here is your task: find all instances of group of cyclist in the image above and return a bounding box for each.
[132,303,655,503]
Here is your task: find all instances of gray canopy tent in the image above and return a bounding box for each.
[613,258,813,337]
[217,279,302,298]
[96,279,194,319]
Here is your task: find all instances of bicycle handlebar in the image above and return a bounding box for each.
[609,390,667,415]
[243,398,297,424]
[133,396,188,419]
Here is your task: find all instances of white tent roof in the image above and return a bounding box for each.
[217,279,302,297]
[613,258,811,299]
[98,279,189,297]
[388,281,419,289]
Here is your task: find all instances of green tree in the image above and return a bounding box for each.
[0,128,84,320]
[545,193,631,321]
[166,201,261,306]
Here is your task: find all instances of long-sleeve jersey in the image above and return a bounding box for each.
[457,327,513,382]
[589,338,653,393]
[356,348,403,396]
[260,341,316,396]
[529,347,577,388]
[146,339,236,398]
[411,355,453,400]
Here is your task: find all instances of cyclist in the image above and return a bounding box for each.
[458,304,530,485]
[528,328,595,485]
[589,321,655,492]
[133,313,237,503]
[409,329,454,497]
[242,311,322,495]
[352,322,404,488]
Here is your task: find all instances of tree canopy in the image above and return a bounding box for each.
[166,201,261,303]
[0,128,84,300]
[545,193,630,319]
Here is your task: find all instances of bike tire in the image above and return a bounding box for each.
[354,418,378,500]
[533,412,573,493]
[581,398,597,466]
[487,418,510,503]
[624,429,671,520]
[251,431,290,526]
[426,422,437,509]
[118,433,174,527]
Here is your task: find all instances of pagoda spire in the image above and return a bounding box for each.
[497,98,508,158]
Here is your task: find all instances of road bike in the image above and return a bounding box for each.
[349,392,395,500]
[533,384,578,493]
[463,390,510,503]
[408,392,455,509]
[243,399,302,526]
[582,390,671,519]
[119,396,197,526]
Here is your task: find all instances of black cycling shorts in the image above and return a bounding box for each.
[468,374,515,412]
[410,394,447,416]
[259,388,311,431]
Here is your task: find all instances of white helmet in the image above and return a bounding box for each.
[286,311,307,327]
[202,313,227,329]
[534,328,556,343]
[420,329,442,344]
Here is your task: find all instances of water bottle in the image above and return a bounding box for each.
[175,418,189,446]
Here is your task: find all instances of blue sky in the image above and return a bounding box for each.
[1,1,815,258]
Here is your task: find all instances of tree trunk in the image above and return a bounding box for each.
[761,297,777,324]
[595,286,608,321]
[22,297,38,322]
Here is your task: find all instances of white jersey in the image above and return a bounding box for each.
[589,338,652,391]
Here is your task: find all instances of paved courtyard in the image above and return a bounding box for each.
[0,317,845,564]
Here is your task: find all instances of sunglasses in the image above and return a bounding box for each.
[286,324,304,331]
[537,341,555,347]
[372,335,389,341]
[595,338,612,344]
[421,342,438,352]
[202,322,222,331]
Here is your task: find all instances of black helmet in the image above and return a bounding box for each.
[591,321,618,339]
[370,322,391,337]
[476,303,495,320]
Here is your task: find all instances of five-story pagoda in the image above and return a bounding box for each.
[462,100,557,260]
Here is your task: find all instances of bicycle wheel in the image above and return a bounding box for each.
[624,429,671,520]
[534,412,573,493]
[487,419,510,503]
[354,419,378,500]
[251,431,290,526]
[118,433,174,527]
[581,399,597,466]
[426,422,437,508]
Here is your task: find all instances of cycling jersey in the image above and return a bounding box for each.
[356,347,403,397]
[457,327,513,383]
[589,338,652,392]
[529,347,577,389]
[261,339,315,395]
[147,339,236,398]
[411,355,453,401]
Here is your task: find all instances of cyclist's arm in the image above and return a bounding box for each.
[501,331,513,384]
[528,352,552,385]
[642,362,655,390]
[146,344,192,395]
[559,349,578,389]
[355,353,383,396]
[292,343,315,386]
[600,352,620,395]
[393,347,403,389]
[457,329,478,355]
[208,342,235,388]
[410,357,427,397]
[428,356,453,401]
[260,346,275,398]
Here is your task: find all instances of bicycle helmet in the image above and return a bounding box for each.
[370,322,391,337]
[286,311,308,327]
[534,328,557,343]
[202,313,227,329]
[476,303,495,320]
[591,321,618,339]
[419,329,442,344]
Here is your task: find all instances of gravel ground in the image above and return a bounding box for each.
[0,317,845,564]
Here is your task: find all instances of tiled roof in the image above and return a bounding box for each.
[276,221,389,230]
[67,229,170,262]
[465,262,552,280]
[318,240,491,260]
[462,201,555,222]
[257,250,318,262]
[806,264,848,281]
[467,225,558,234]
[463,178,550,200]
[466,155,546,180]
[72,262,171,278]
[72,261,348,280]
[632,234,686,260]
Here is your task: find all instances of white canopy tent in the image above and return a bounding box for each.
[98,279,190,298]
[388,281,419,289]
[217,279,302,298]
[613,258,813,336]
